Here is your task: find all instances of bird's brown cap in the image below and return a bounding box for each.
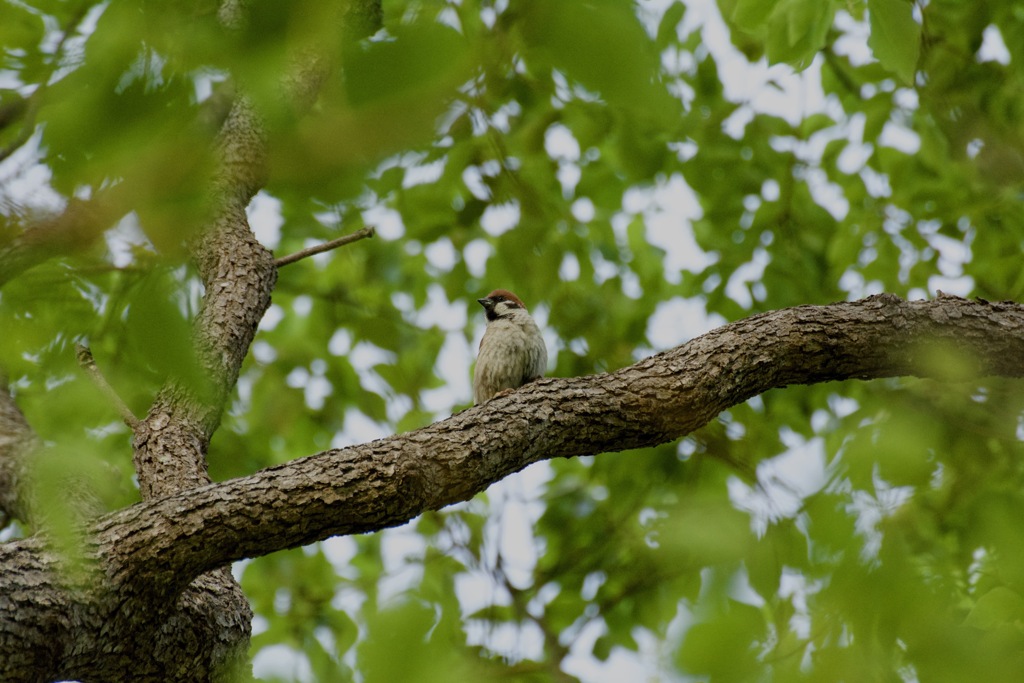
[480,289,526,309]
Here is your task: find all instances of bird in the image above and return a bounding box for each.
[473,289,548,404]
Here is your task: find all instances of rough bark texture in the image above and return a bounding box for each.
[0,2,386,679]
[2,294,1024,681]
[108,93,274,683]
[107,95,277,683]
[0,386,35,526]
[133,96,275,502]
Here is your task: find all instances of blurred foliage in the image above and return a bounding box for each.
[2,0,1024,680]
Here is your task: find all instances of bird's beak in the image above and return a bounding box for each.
[477,298,491,308]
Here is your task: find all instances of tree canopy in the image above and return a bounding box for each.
[2,0,1024,681]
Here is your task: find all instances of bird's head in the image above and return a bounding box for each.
[478,289,527,321]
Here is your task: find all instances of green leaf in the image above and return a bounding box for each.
[357,599,472,683]
[122,268,211,400]
[964,587,1024,630]
[520,0,679,123]
[868,0,921,83]
[0,1,45,69]
[656,1,687,48]
[676,599,766,679]
[345,23,470,107]
[730,0,775,33]
[765,0,837,69]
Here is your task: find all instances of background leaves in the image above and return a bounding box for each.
[3,0,1024,680]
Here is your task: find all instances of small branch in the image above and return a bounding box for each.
[74,344,142,431]
[274,226,375,268]
[0,187,131,289]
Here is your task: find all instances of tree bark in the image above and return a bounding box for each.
[0,386,35,527]
[0,1,389,677]
[2,293,1023,681]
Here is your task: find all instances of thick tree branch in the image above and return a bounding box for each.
[4,294,1024,680]
[132,95,277,500]
[92,295,1024,586]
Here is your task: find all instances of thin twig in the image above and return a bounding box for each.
[273,226,376,268]
[74,344,142,431]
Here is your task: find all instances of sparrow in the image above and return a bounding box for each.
[473,289,548,404]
